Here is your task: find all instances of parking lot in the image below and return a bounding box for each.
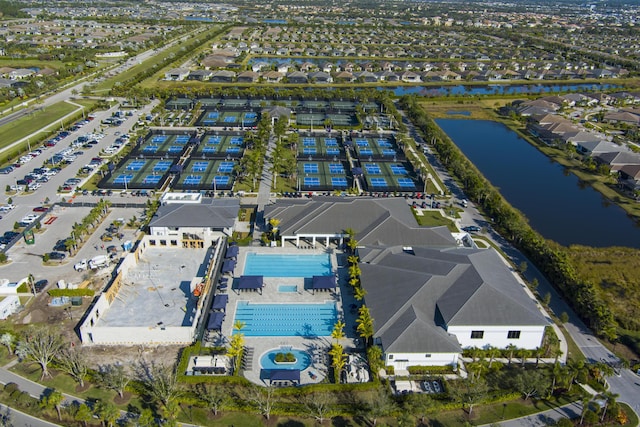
[0,205,144,289]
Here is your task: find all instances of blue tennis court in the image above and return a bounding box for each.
[226,147,241,153]
[153,161,172,172]
[152,135,167,143]
[114,174,134,184]
[230,137,243,145]
[143,175,162,184]
[303,140,316,146]
[328,163,344,174]
[397,178,416,188]
[143,145,159,153]
[184,175,202,185]
[175,135,190,144]
[382,149,397,156]
[377,139,392,147]
[218,162,234,173]
[360,149,373,155]
[206,136,221,144]
[213,176,230,185]
[244,112,257,119]
[365,164,382,174]
[327,148,340,155]
[370,178,388,187]
[127,161,146,171]
[324,138,338,146]
[303,163,319,174]
[356,139,369,147]
[303,147,317,155]
[224,116,237,123]
[390,165,408,175]
[192,161,209,172]
[207,112,219,119]
[332,177,348,187]
[168,146,183,153]
[304,177,320,186]
[203,147,218,153]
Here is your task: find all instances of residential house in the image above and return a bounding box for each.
[187,70,213,81]
[237,71,260,83]
[164,68,190,81]
[308,71,333,84]
[286,71,308,84]
[263,71,283,83]
[209,70,236,83]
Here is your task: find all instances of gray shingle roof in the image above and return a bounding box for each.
[264,198,456,247]
[148,199,239,229]
[360,246,547,353]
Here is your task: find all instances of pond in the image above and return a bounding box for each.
[435,119,640,248]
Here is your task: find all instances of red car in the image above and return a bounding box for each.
[32,206,48,212]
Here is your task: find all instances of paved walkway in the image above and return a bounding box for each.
[479,402,582,427]
[252,134,276,242]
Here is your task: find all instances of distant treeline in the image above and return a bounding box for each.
[0,1,29,18]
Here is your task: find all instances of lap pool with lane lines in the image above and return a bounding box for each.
[243,253,333,277]
[233,301,338,337]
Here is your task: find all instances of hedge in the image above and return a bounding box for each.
[47,289,94,297]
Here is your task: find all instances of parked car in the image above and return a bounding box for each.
[462,226,481,233]
[47,252,66,260]
[34,279,49,292]
[33,206,48,212]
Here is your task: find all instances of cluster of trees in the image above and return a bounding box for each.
[235,114,272,191]
[0,323,627,425]
[399,95,618,342]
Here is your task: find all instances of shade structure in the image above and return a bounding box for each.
[269,369,300,385]
[237,275,263,294]
[312,275,336,292]
[211,294,228,311]
[221,259,236,274]
[207,312,225,331]
[225,245,239,259]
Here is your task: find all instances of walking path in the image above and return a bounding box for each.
[252,134,276,243]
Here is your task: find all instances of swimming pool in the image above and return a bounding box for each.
[260,348,311,371]
[243,253,332,277]
[233,301,337,336]
[278,285,297,293]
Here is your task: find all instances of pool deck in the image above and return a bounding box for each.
[207,246,360,386]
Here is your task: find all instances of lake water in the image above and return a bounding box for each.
[435,119,640,248]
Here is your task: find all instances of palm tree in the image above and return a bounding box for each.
[505,344,517,365]
[599,390,619,422]
[347,255,359,266]
[331,320,345,343]
[354,286,367,301]
[486,346,500,368]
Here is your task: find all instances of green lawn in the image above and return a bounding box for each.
[412,208,458,232]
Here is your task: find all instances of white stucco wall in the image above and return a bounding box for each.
[385,351,459,369]
[448,325,545,350]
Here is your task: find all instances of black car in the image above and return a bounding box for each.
[34,279,49,292]
[462,226,481,233]
[4,231,19,240]
[48,252,66,260]
[53,240,67,252]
